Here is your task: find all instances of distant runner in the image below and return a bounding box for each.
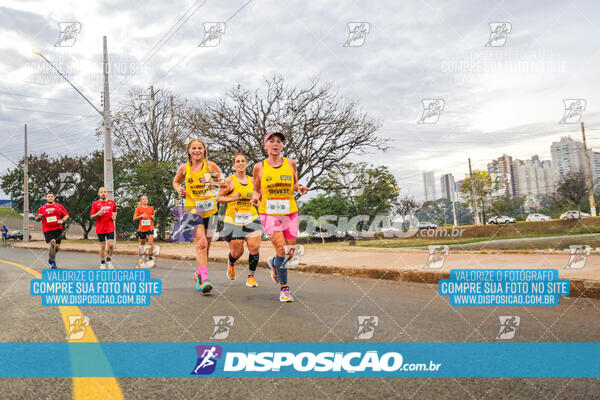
[90,187,117,269]
[251,131,310,302]
[1,225,7,246]
[133,195,155,268]
[217,153,262,287]
[35,192,68,269]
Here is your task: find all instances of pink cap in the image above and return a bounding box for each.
[263,130,285,145]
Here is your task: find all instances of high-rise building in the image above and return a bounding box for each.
[440,173,455,202]
[454,179,465,202]
[550,136,600,185]
[512,155,553,208]
[423,171,436,202]
[550,136,586,184]
[487,154,514,197]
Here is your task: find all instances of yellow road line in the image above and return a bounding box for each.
[0,258,124,400]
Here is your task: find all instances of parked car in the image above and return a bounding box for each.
[526,213,552,222]
[560,210,590,220]
[488,216,516,224]
[7,230,32,240]
[417,221,438,230]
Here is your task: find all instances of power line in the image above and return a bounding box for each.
[140,0,209,66]
[0,90,87,104]
[4,106,84,117]
[152,0,253,86]
[111,0,210,98]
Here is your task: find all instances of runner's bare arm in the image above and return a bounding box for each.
[208,161,227,188]
[288,159,310,195]
[251,162,263,207]
[173,164,187,197]
[216,176,237,203]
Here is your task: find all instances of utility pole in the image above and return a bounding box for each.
[150,85,157,157]
[23,124,29,243]
[581,122,597,216]
[102,36,114,200]
[451,195,458,227]
[468,158,481,225]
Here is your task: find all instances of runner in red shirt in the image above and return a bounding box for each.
[35,192,68,269]
[133,195,155,268]
[90,187,117,269]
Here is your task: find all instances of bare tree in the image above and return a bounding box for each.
[108,87,194,164]
[393,194,420,231]
[105,88,196,239]
[187,75,387,187]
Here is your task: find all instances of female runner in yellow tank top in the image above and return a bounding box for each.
[217,153,263,287]
[251,131,309,302]
[173,138,224,293]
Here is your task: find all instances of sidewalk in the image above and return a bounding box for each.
[12,241,600,298]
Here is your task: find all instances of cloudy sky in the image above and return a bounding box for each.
[1,0,600,201]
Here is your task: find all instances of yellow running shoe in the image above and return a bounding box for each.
[246,275,258,287]
[227,264,236,280]
[279,286,294,302]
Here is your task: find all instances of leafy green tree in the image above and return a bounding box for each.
[489,195,526,219]
[118,160,177,239]
[460,170,495,224]
[555,172,588,211]
[0,153,79,212]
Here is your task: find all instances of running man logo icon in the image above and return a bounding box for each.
[344,23,370,47]
[210,316,234,340]
[565,245,590,269]
[199,23,226,47]
[496,316,520,340]
[424,245,449,269]
[66,315,89,340]
[355,316,379,339]
[485,22,511,47]
[559,99,586,124]
[55,22,82,47]
[418,99,445,124]
[191,345,223,375]
[283,244,305,269]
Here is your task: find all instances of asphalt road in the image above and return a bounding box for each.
[1,246,599,400]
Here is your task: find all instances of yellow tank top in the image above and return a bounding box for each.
[224,175,259,225]
[184,161,218,217]
[259,157,298,215]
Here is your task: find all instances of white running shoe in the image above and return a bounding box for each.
[100,262,106,270]
[106,260,115,269]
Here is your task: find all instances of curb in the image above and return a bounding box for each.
[11,244,600,299]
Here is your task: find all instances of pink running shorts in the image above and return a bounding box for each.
[259,212,299,239]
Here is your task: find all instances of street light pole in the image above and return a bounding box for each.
[102,36,114,200]
[581,122,597,216]
[33,37,113,200]
[23,124,29,243]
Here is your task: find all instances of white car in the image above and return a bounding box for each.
[526,213,552,222]
[417,221,438,230]
[488,215,516,224]
[560,210,590,220]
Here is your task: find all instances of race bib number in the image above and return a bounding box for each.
[195,199,215,212]
[234,212,253,225]
[141,219,151,226]
[46,216,58,223]
[266,199,290,214]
